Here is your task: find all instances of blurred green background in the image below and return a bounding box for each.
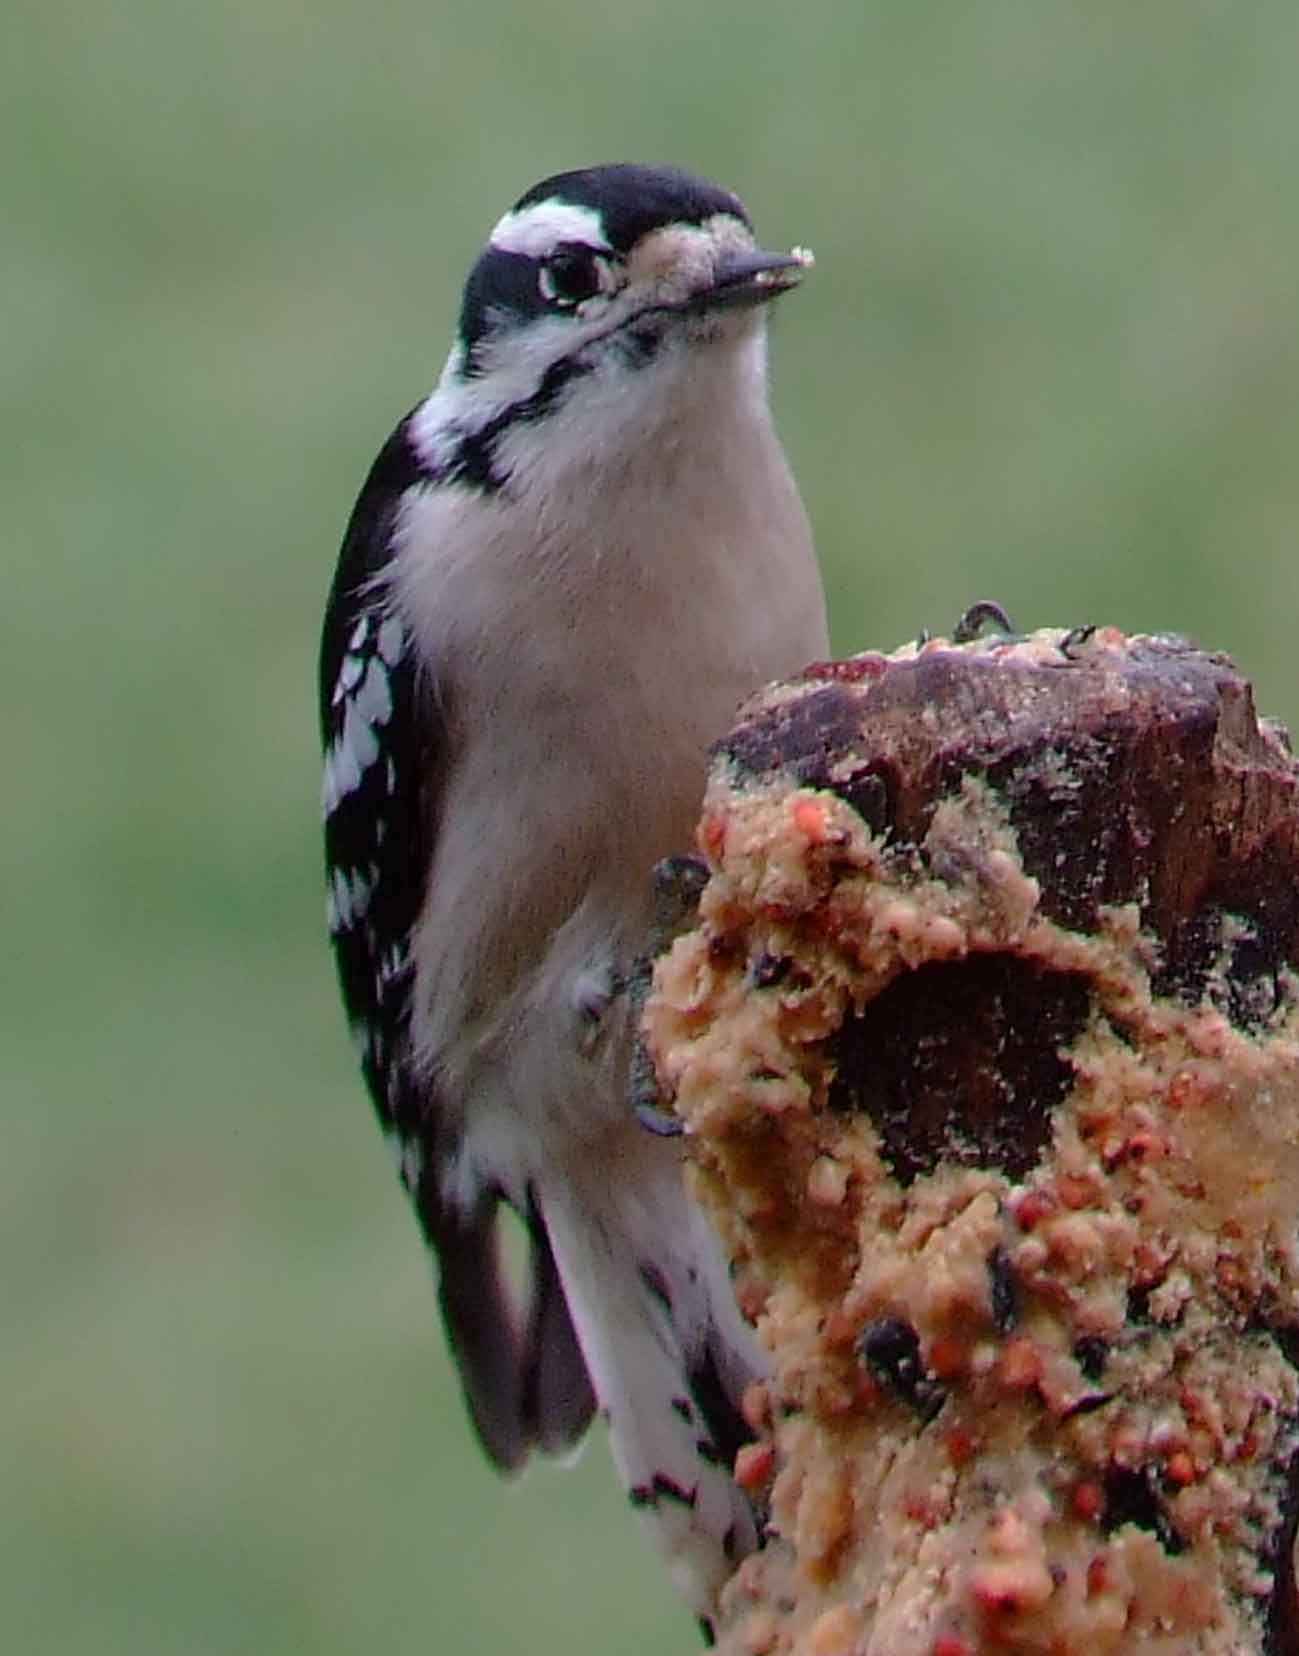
[8,2,1299,1652]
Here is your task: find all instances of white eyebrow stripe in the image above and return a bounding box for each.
[490,200,610,257]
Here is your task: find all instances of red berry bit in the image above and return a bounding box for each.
[1011,1188,1057,1231]
[942,1425,976,1466]
[996,1337,1043,1392]
[733,1441,776,1492]
[1164,1449,1196,1487]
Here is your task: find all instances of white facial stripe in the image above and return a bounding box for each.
[490,199,609,258]
[412,311,596,468]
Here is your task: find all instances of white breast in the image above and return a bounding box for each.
[391,324,827,1188]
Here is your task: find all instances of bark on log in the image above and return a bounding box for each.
[642,626,1299,1656]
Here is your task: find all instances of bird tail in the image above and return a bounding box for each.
[434,1191,596,1472]
[538,1136,765,1616]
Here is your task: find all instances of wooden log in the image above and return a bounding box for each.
[642,626,1299,1655]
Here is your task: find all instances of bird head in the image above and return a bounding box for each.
[410,164,812,494]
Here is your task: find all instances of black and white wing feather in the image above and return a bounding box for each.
[319,416,594,1472]
[320,420,431,1135]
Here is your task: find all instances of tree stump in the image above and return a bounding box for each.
[642,626,1299,1655]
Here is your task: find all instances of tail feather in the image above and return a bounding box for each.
[522,1206,598,1452]
[435,1195,529,1472]
[433,1192,596,1471]
[538,1143,766,1615]
[430,1135,765,1616]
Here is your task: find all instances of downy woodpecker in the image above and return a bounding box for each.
[320,162,828,1620]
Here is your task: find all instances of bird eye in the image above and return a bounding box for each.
[539,246,607,308]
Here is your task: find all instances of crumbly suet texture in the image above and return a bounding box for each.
[643,628,1299,1655]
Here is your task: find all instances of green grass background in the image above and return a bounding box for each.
[8,2,1299,1651]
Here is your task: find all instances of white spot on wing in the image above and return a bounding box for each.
[355,656,393,726]
[328,866,351,930]
[326,864,375,933]
[377,616,405,667]
[341,700,380,775]
[333,652,365,703]
[349,867,372,921]
[323,615,401,817]
[321,737,360,815]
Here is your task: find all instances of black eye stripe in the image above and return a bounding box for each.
[458,248,551,371]
[460,242,620,370]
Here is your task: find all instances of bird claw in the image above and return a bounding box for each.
[651,854,710,941]
[625,856,709,1134]
[1060,623,1098,659]
[952,599,1018,644]
[633,1099,685,1137]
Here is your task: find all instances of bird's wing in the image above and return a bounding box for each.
[319,416,593,1471]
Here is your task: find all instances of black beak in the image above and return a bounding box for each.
[692,247,812,312]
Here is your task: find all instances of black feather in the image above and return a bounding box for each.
[320,413,595,1473]
[320,416,435,1140]
[441,350,597,493]
[522,1199,598,1451]
[513,164,750,254]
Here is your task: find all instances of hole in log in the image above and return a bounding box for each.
[1101,1466,1185,1556]
[826,955,1091,1184]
